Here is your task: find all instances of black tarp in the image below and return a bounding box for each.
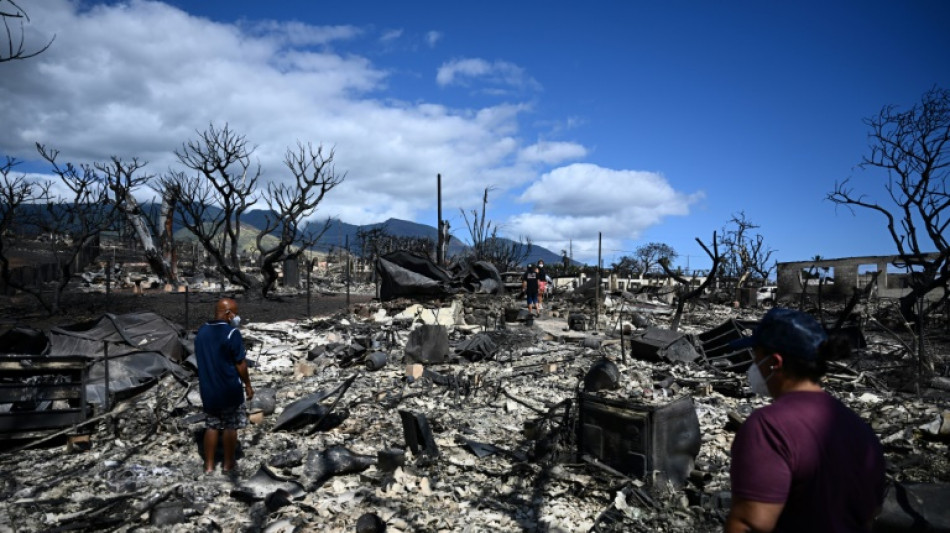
[454,261,505,296]
[376,252,453,301]
[46,312,189,406]
[376,252,504,301]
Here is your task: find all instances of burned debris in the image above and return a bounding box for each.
[0,276,948,532]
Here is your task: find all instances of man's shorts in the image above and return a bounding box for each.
[538,281,547,294]
[205,404,248,430]
[526,294,538,305]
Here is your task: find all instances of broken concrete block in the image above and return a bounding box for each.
[294,361,315,378]
[394,303,424,320]
[404,325,448,364]
[405,364,424,380]
[418,300,461,326]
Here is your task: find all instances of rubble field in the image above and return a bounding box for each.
[0,289,948,532]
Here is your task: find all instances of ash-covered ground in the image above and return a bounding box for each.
[0,287,948,532]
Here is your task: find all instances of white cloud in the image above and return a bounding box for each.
[508,163,704,256]
[426,30,442,47]
[436,57,541,92]
[249,20,363,47]
[0,0,552,227]
[518,141,587,165]
[380,28,403,43]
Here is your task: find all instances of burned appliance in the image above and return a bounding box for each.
[577,393,700,488]
[0,355,91,439]
[568,313,589,332]
[628,328,701,364]
[696,319,759,372]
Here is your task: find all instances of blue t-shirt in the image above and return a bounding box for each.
[194,320,247,414]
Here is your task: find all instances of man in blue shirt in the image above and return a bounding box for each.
[195,298,254,473]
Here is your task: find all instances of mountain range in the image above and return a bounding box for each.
[167,207,567,267]
[12,202,568,266]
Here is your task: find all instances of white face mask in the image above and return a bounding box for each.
[746,357,773,396]
[229,315,242,328]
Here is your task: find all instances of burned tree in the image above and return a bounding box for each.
[23,145,120,314]
[460,186,532,272]
[660,232,722,331]
[161,125,343,298]
[0,157,38,292]
[356,224,390,270]
[0,0,54,62]
[829,86,950,322]
[160,124,260,292]
[718,212,775,287]
[255,142,342,297]
[95,156,176,284]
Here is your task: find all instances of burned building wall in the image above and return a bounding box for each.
[776,253,945,302]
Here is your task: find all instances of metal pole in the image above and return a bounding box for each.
[917,296,925,387]
[345,235,351,311]
[105,259,111,307]
[103,341,111,412]
[596,232,602,332]
[436,173,443,266]
[184,284,190,332]
[618,299,626,365]
[306,258,312,318]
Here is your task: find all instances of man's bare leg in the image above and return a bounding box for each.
[203,429,220,473]
[222,429,238,471]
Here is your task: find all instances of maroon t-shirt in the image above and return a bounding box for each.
[730,391,885,532]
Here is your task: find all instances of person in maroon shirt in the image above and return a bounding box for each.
[726,308,885,533]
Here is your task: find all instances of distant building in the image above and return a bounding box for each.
[776,253,945,301]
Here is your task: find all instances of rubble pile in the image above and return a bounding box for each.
[0,293,948,532]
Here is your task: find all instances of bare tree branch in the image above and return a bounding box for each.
[827,86,950,321]
[0,0,55,63]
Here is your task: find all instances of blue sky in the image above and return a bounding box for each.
[2,1,948,270]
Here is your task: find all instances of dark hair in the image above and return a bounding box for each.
[781,332,851,382]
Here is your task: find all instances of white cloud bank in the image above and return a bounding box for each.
[509,163,704,257]
[0,0,700,263]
